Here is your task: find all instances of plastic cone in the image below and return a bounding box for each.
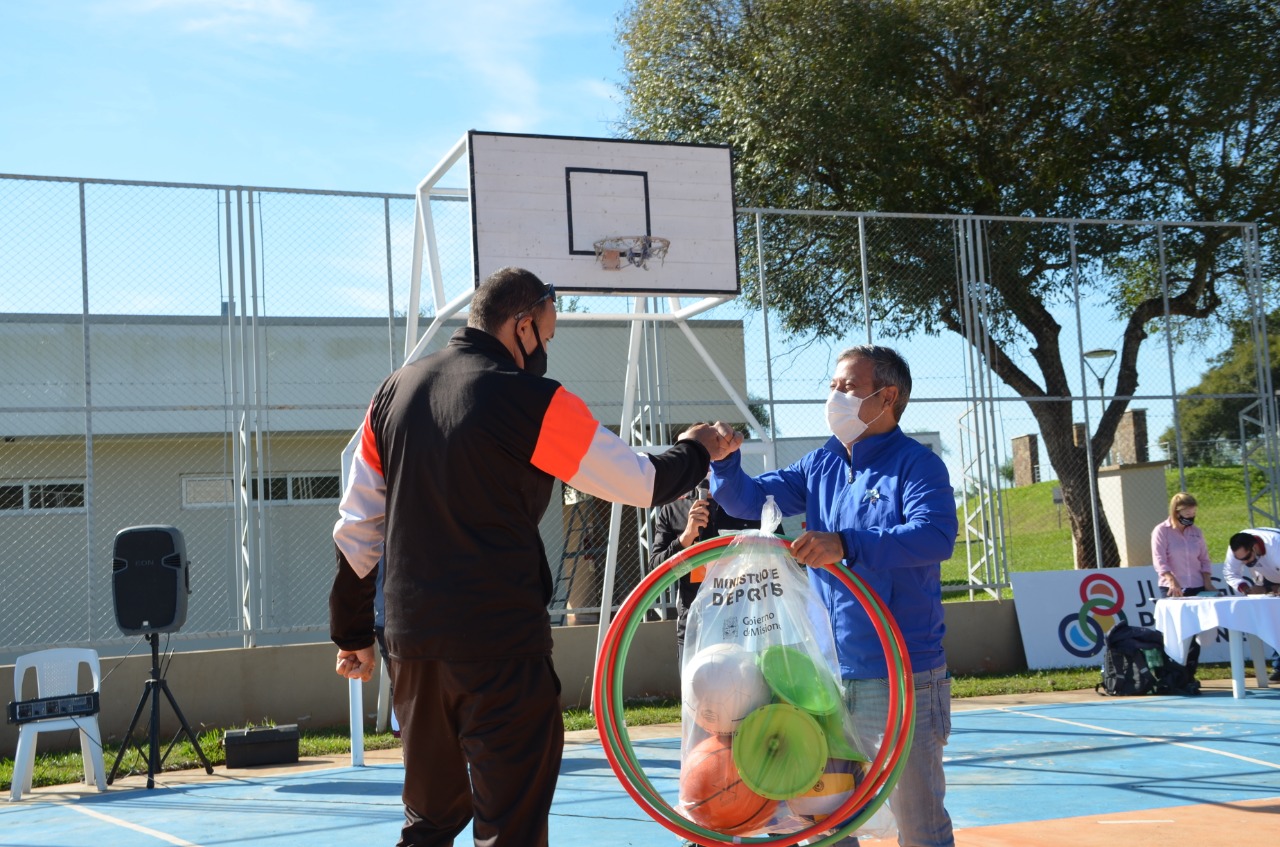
[731,703,829,800]
[817,710,869,762]
[758,644,841,716]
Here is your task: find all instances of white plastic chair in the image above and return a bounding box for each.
[9,648,107,801]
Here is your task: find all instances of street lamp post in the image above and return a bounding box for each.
[1083,348,1118,464]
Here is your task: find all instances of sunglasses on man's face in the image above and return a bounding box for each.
[1234,549,1259,565]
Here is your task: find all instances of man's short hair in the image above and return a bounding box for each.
[469,267,551,334]
[837,345,912,419]
[1229,531,1259,553]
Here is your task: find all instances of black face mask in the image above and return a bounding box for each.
[1177,515,1195,527]
[517,319,548,377]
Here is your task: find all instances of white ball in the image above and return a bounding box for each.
[682,642,772,735]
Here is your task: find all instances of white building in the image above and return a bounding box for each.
[0,313,750,659]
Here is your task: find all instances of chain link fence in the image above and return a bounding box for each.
[738,211,1277,593]
[1,173,1275,661]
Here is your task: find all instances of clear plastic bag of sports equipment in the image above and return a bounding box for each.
[676,496,895,840]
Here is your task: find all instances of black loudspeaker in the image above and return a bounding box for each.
[112,525,190,636]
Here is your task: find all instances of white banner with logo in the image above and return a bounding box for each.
[1010,566,1243,669]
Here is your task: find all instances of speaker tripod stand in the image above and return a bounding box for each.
[107,632,213,788]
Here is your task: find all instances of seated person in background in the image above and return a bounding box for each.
[1224,528,1280,682]
[1151,492,1212,597]
[1224,529,1280,596]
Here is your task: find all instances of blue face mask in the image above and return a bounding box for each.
[1177,514,1195,527]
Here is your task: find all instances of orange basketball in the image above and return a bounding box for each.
[679,734,778,835]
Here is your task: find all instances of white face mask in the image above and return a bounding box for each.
[826,386,885,445]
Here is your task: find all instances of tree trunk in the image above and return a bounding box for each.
[1034,406,1121,569]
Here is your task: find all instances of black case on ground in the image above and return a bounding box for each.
[223,724,300,767]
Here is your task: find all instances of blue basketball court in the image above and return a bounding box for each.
[3,688,1278,847]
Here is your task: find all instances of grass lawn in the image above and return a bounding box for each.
[942,465,1262,596]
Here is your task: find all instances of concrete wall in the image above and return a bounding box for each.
[0,433,349,650]
[1012,434,1038,487]
[940,599,1025,674]
[0,315,751,437]
[1113,409,1150,466]
[1,599,1027,757]
[1098,461,1169,568]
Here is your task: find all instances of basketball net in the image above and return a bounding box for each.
[593,235,671,271]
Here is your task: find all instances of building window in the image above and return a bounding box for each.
[0,485,23,511]
[0,480,86,514]
[182,477,234,508]
[291,474,341,502]
[182,473,340,508]
[251,476,289,502]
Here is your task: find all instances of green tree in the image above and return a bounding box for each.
[1160,316,1280,465]
[619,0,1280,568]
[998,457,1015,485]
[747,396,774,437]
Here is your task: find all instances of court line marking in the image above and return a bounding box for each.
[993,706,1280,770]
[67,804,205,847]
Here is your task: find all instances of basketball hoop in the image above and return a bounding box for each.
[593,235,670,271]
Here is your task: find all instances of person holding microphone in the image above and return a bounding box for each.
[649,474,760,665]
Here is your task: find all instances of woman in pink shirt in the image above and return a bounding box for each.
[1151,492,1212,597]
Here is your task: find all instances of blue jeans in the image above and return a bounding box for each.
[837,665,954,847]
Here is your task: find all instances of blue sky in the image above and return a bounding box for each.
[1,0,628,192]
[0,1,1224,470]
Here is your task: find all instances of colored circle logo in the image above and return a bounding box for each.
[1079,573,1124,615]
[1058,573,1128,658]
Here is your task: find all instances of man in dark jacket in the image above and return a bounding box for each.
[329,266,735,847]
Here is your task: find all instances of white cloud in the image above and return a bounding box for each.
[91,0,621,132]
[580,78,620,102]
[481,109,542,135]
[102,0,322,46]
[365,0,615,134]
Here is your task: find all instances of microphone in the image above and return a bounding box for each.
[692,480,715,541]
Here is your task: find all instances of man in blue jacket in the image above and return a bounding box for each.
[711,345,958,847]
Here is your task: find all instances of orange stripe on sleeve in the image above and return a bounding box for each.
[531,387,600,481]
[359,406,383,477]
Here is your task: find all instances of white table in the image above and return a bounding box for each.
[1153,596,1280,698]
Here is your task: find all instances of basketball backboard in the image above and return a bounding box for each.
[468,131,739,295]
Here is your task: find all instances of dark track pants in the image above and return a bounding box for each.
[389,656,564,847]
